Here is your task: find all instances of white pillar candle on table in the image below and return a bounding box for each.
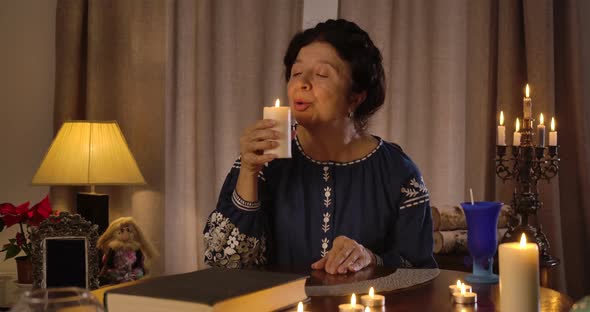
[499,233,540,312]
[449,280,472,295]
[549,117,557,146]
[360,287,385,307]
[497,111,506,146]
[263,99,291,158]
[513,118,522,146]
[338,294,364,312]
[452,283,477,304]
[537,113,546,147]
[523,84,532,120]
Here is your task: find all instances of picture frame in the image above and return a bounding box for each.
[30,212,100,289]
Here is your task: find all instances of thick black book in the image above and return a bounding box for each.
[105,268,308,312]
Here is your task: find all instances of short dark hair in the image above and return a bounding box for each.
[283,19,385,131]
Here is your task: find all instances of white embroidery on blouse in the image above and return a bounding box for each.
[322,212,331,233]
[323,166,330,181]
[321,238,330,257]
[203,212,267,268]
[323,187,332,208]
[295,135,383,166]
[400,176,429,210]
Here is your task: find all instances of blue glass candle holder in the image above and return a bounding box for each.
[460,201,502,284]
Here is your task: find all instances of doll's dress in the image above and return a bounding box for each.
[100,248,145,284]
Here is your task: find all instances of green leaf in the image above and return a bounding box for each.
[4,244,20,261]
[8,239,16,244]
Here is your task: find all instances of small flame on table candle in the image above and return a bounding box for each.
[369,287,375,298]
[457,280,462,288]
[460,283,466,295]
[516,118,520,131]
[351,293,357,305]
[500,111,504,126]
[275,98,281,107]
[520,233,527,248]
[297,302,303,312]
[551,117,555,131]
[526,84,530,98]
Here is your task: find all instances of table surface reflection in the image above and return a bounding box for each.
[277,267,574,312]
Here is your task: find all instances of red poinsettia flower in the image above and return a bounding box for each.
[0,201,30,227]
[26,195,52,226]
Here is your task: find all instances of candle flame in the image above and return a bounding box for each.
[456,280,462,288]
[516,118,520,131]
[460,283,466,295]
[551,117,555,131]
[275,98,280,107]
[539,113,544,125]
[365,307,370,312]
[297,302,303,312]
[525,84,530,98]
[351,293,356,306]
[500,111,504,126]
[520,233,527,247]
[369,287,375,298]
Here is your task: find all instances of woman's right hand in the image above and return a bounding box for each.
[239,119,280,175]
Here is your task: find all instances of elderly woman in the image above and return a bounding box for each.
[204,19,436,274]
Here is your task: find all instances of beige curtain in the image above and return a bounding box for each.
[54,0,302,276]
[340,0,589,299]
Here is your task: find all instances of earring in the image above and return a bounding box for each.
[348,111,354,119]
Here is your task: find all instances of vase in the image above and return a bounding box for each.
[15,256,33,284]
[460,201,502,284]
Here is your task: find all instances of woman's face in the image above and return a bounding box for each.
[287,41,359,129]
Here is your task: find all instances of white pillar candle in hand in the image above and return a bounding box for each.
[537,113,546,147]
[499,233,540,312]
[549,117,557,146]
[263,99,292,158]
[513,118,522,146]
[524,84,532,120]
[497,111,506,146]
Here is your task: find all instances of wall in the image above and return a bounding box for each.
[0,0,56,272]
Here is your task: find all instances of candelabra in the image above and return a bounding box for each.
[495,114,560,269]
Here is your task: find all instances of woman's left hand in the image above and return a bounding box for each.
[311,235,376,274]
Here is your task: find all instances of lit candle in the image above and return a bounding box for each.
[537,113,546,147]
[360,287,385,307]
[338,294,364,312]
[513,118,522,146]
[499,234,540,312]
[452,283,477,304]
[524,84,532,119]
[263,99,292,158]
[549,117,557,146]
[449,280,472,295]
[497,111,506,146]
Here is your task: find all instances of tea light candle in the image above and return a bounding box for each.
[499,233,540,312]
[263,98,291,158]
[449,280,472,295]
[497,111,506,146]
[549,117,557,146]
[338,294,364,312]
[360,287,385,307]
[513,118,522,146]
[452,283,477,304]
[290,301,309,312]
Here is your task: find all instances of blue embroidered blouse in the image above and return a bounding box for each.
[203,135,437,269]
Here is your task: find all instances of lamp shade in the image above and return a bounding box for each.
[32,121,146,186]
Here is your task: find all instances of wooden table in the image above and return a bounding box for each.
[298,267,573,312]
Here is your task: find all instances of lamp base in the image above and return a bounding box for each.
[76,193,109,235]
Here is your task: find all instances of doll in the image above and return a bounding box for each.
[97,217,158,285]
